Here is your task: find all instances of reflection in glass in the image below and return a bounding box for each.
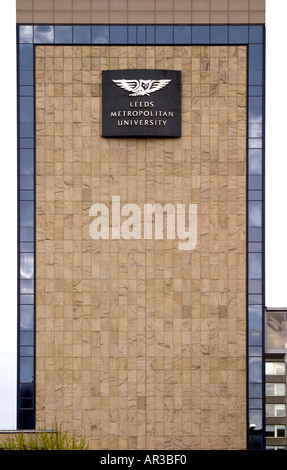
[92,26,109,44]
[248,305,262,330]
[249,149,262,175]
[20,305,34,330]
[249,357,263,383]
[20,253,34,279]
[19,25,33,43]
[20,227,34,242]
[249,253,262,279]
[249,97,263,123]
[249,201,262,227]
[34,25,54,44]
[20,357,34,383]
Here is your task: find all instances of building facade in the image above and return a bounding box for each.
[265,308,287,450]
[16,0,266,450]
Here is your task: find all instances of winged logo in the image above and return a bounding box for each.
[112,79,171,96]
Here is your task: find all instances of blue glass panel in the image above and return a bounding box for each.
[73,25,91,44]
[248,227,263,242]
[249,97,263,123]
[19,25,33,43]
[249,25,264,44]
[249,86,263,97]
[249,71,263,86]
[137,26,146,44]
[19,45,34,71]
[20,191,34,201]
[34,25,54,44]
[249,280,262,295]
[249,149,262,175]
[110,25,128,44]
[19,97,34,123]
[174,25,191,44]
[249,175,262,190]
[156,25,173,44]
[20,295,34,305]
[249,357,263,383]
[249,139,262,149]
[192,26,209,44]
[249,45,263,71]
[20,228,34,242]
[20,279,34,294]
[18,70,34,86]
[249,347,263,357]
[248,253,262,279]
[249,383,263,399]
[20,176,34,191]
[19,348,34,358]
[19,383,34,398]
[229,25,248,44]
[249,398,263,408]
[249,123,262,139]
[248,243,263,253]
[249,330,263,347]
[20,305,34,330]
[20,123,34,138]
[19,149,34,175]
[248,305,263,330]
[19,86,34,97]
[55,25,72,44]
[249,201,262,227]
[248,191,263,201]
[20,201,34,227]
[19,139,34,149]
[20,357,34,382]
[128,25,137,44]
[248,409,263,430]
[20,253,34,279]
[20,243,34,253]
[210,26,228,44]
[146,26,155,44]
[92,25,109,44]
[249,295,263,305]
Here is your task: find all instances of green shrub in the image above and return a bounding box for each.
[1,426,89,450]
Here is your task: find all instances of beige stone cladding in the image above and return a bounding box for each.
[16,0,265,24]
[35,45,247,450]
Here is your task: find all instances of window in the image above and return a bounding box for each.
[266,383,285,396]
[266,404,286,417]
[266,362,285,375]
[266,425,286,438]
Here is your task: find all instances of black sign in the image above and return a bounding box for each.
[102,69,181,138]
